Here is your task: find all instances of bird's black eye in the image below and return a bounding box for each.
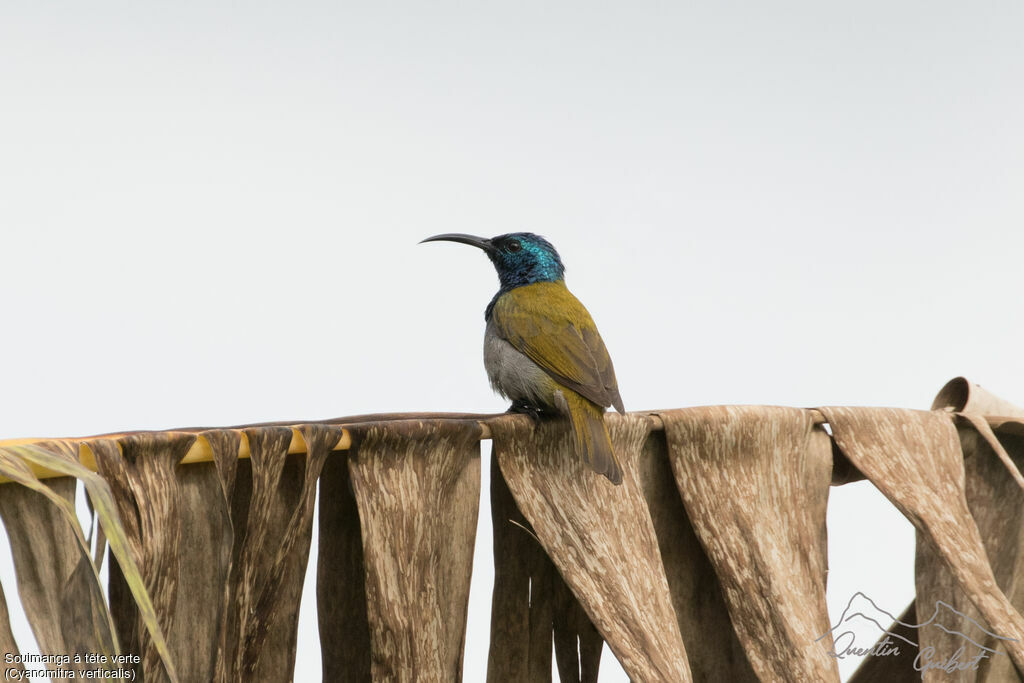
[507,240,522,252]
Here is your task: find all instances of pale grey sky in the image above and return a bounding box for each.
[2,2,1022,680]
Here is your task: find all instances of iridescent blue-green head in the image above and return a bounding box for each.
[421,232,565,291]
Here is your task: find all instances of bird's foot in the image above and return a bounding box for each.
[507,400,544,425]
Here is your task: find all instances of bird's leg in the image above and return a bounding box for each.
[507,400,544,425]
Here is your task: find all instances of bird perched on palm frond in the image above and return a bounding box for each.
[421,232,624,485]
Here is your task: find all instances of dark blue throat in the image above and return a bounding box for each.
[483,233,565,320]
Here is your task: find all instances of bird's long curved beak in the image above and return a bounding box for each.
[420,233,496,253]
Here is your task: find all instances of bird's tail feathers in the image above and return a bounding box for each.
[564,392,623,485]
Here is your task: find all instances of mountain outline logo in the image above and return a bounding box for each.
[815,589,1015,655]
[816,592,1017,676]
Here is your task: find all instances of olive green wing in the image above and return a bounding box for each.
[491,282,624,412]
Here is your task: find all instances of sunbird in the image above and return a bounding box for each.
[421,232,624,485]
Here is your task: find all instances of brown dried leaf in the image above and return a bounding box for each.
[346,419,481,682]
[317,434,371,682]
[659,406,837,683]
[0,471,114,676]
[821,406,1024,676]
[487,446,556,683]
[91,433,195,683]
[489,412,691,682]
[634,426,759,681]
[228,426,315,682]
[0,442,120,676]
[0,580,23,676]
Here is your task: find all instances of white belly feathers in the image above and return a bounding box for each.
[483,318,556,409]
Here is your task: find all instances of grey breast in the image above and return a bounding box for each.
[483,318,556,409]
